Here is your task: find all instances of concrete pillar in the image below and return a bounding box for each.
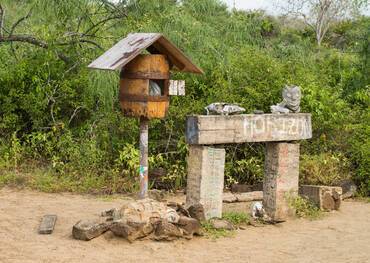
[263,142,300,221]
[186,146,225,219]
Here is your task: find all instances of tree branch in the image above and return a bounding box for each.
[0,4,4,37]
[9,8,32,36]
[0,35,70,63]
[83,14,126,36]
[0,34,48,48]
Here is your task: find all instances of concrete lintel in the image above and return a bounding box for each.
[186,113,312,145]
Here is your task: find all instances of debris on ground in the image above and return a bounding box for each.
[187,203,206,221]
[209,218,234,231]
[204,103,245,115]
[251,202,265,219]
[299,185,342,211]
[223,191,263,203]
[339,180,357,200]
[72,198,204,242]
[39,215,57,235]
[73,218,111,241]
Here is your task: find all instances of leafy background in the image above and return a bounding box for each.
[0,0,369,195]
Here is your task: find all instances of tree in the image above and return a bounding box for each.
[279,0,368,46]
[0,0,128,63]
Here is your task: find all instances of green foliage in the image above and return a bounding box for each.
[222,211,251,226]
[0,0,369,195]
[300,153,351,186]
[288,195,322,220]
[201,221,234,239]
[201,212,250,239]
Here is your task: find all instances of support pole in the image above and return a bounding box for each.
[139,117,149,199]
[263,142,300,221]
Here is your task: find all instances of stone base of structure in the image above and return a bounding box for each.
[186,146,225,219]
[299,185,342,211]
[263,142,300,221]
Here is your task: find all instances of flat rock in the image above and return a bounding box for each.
[299,185,342,211]
[209,218,234,231]
[340,180,357,199]
[110,220,154,242]
[153,219,183,241]
[235,191,263,202]
[187,203,205,221]
[119,198,167,223]
[176,216,201,238]
[72,219,111,241]
[231,184,253,193]
[167,202,190,217]
[223,192,237,203]
[39,215,57,235]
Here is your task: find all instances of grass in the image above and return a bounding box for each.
[288,195,323,220]
[0,160,142,195]
[201,211,251,239]
[201,221,234,239]
[222,211,251,225]
[0,164,138,194]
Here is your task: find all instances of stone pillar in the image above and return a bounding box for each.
[263,142,300,221]
[186,146,225,219]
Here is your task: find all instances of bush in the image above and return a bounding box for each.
[300,153,351,186]
[0,0,368,195]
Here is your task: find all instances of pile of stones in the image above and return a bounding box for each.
[72,199,203,242]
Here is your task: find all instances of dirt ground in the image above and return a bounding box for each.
[0,187,369,263]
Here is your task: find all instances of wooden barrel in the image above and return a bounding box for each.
[119,55,170,119]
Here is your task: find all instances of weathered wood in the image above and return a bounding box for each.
[139,117,149,199]
[169,80,185,96]
[119,56,170,119]
[123,54,169,79]
[88,33,203,74]
[39,215,57,234]
[186,114,312,145]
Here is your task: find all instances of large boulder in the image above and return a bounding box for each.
[110,220,154,242]
[209,218,234,231]
[176,216,201,238]
[153,219,183,241]
[187,203,205,222]
[72,218,111,241]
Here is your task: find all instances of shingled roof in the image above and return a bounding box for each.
[88,33,203,74]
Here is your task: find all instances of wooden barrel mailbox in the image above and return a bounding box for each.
[119,54,170,119]
[88,33,203,198]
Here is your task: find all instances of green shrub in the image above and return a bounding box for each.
[288,195,322,219]
[0,0,368,195]
[300,153,351,186]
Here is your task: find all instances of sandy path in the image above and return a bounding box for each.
[0,187,369,263]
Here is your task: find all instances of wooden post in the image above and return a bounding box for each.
[139,117,149,199]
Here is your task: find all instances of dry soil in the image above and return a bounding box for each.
[0,187,369,263]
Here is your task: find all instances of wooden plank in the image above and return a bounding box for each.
[186,114,312,145]
[88,33,203,74]
[39,215,57,234]
[169,80,186,96]
[177,80,186,95]
[88,33,160,70]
